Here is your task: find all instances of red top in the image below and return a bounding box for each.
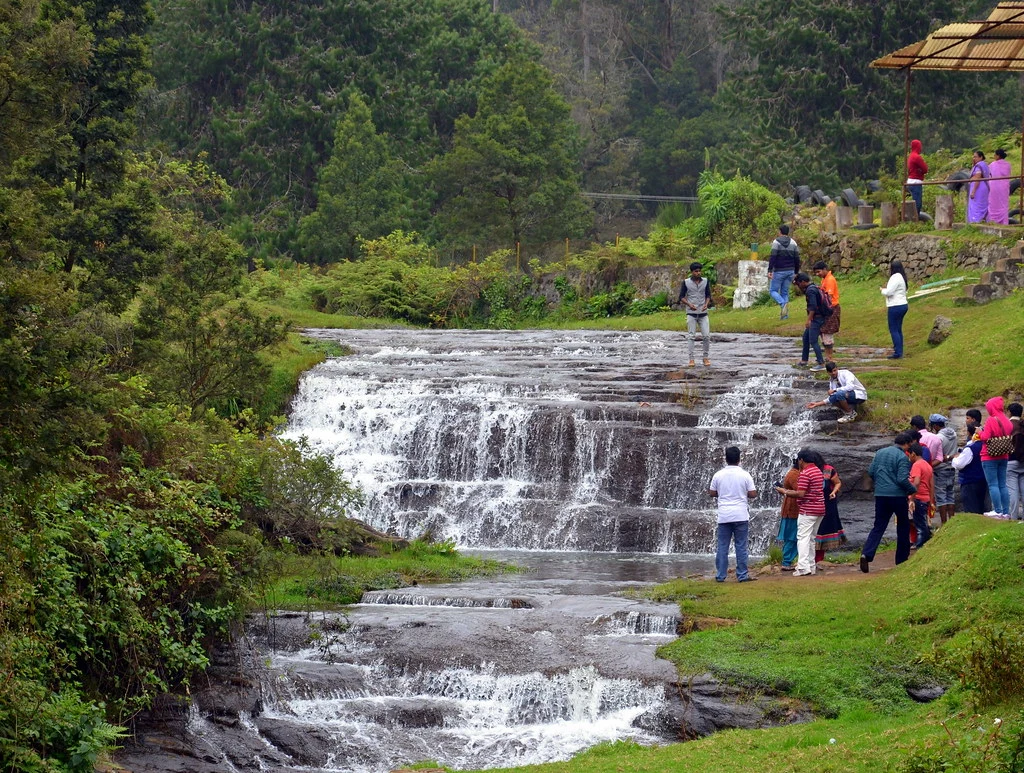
[911,458,933,502]
[907,140,928,179]
[797,465,826,516]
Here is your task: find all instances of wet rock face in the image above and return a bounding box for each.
[282,329,891,551]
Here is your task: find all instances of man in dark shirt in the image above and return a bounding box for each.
[792,273,826,371]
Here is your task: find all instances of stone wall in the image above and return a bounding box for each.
[813,232,1010,280]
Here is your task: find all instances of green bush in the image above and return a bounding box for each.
[900,715,1024,773]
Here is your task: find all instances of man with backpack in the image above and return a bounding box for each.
[792,272,830,371]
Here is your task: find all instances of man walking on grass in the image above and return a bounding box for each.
[861,431,917,572]
[678,261,712,368]
[768,225,800,320]
[709,446,758,582]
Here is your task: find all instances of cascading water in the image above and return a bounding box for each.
[119,330,822,773]
[284,329,815,554]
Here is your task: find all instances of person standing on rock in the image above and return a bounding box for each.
[906,139,928,216]
[813,261,840,360]
[860,432,917,573]
[709,446,758,582]
[815,461,847,568]
[929,414,958,526]
[768,225,800,320]
[678,261,711,368]
[793,273,827,371]
[952,410,991,515]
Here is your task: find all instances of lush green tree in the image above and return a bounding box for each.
[297,93,411,263]
[145,0,527,256]
[714,0,1019,190]
[433,57,591,248]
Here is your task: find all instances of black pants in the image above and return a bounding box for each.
[862,495,911,565]
[960,481,991,514]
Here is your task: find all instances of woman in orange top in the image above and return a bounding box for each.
[814,260,840,361]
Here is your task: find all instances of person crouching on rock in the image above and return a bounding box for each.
[804,361,867,423]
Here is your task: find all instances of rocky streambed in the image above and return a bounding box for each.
[115,329,899,772]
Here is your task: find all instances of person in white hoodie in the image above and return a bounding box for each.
[881,260,909,359]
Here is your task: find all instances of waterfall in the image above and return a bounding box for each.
[284,330,814,554]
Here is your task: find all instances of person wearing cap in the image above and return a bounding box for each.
[677,261,712,368]
[804,361,866,423]
[768,225,800,320]
[928,414,958,526]
[813,260,840,361]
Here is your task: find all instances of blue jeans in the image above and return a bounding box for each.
[801,317,824,364]
[909,184,922,214]
[912,499,931,547]
[887,304,909,357]
[862,495,910,565]
[716,521,750,581]
[769,270,794,307]
[982,459,1009,514]
[828,388,864,407]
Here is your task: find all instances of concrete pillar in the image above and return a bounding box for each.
[880,202,899,228]
[857,205,874,226]
[934,195,954,230]
[732,260,770,309]
[902,202,919,222]
[836,206,854,229]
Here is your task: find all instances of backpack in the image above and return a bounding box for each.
[814,285,834,317]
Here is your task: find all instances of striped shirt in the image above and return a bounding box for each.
[797,465,826,516]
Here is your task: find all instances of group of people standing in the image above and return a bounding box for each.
[907,139,1015,225]
[710,397,1024,583]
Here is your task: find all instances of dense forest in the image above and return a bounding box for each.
[2,0,1023,768]
[144,0,1022,257]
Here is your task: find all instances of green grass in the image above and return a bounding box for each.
[260,540,515,610]
[463,515,1024,773]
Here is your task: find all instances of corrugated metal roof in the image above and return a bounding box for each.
[872,2,1024,70]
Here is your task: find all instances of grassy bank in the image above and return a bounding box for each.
[473,515,1024,773]
[260,540,513,611]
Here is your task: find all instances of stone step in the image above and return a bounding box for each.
[955,283,993,305]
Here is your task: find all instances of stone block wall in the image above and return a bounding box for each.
[813,232,1011,281]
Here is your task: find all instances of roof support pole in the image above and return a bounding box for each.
[1019,73,1023,218]
[903,69,912,222]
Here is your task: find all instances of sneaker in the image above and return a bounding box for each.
[859,555,870,573]
[792,570,813,577]
[703,358,711,367]
[983,510,1001,518]
[737,576,757,583]
[837,412,857,424]
[688,360,696,368]
[779,564,796,571]
[809,364,825,372]
[780,302,789,319]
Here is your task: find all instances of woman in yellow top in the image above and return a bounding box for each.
[813,260,840,361]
